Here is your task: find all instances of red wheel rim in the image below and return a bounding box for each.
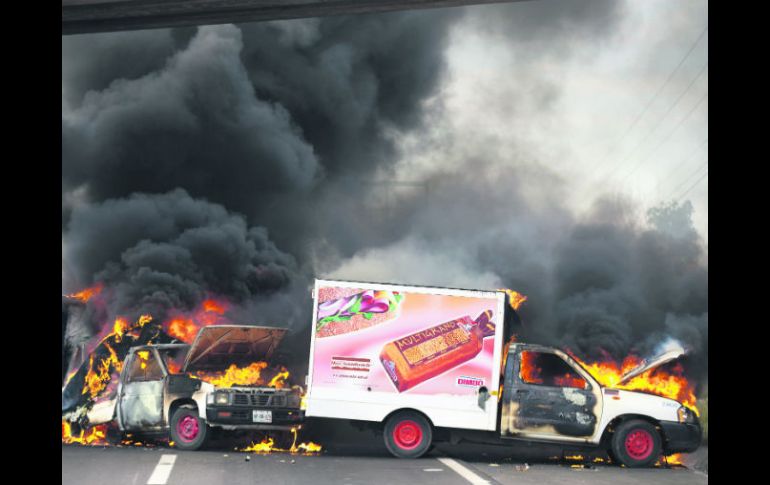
[393,420,423,450]
[177,415,199,442]
[624,429,654,460]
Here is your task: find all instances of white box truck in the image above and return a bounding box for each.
[304,279,701,467]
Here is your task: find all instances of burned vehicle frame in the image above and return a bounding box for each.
[80,325,304,450]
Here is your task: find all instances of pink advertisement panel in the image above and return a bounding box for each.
[311,286,499,396]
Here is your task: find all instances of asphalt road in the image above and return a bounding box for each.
[62,437,708,485]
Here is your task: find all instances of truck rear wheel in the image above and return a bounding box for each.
[610,419,662,468]
[169,406,208,451]
[384,411,432,459]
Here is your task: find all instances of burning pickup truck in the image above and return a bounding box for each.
[66,325,304,450]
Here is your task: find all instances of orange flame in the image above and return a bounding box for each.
[520,351,586,388]
[499,289,528,310]
[519,350,543,384]
[137,350,150,370]
[268,369,290,389]
[124,314,153,340]
[65,283,104,303]
[571,354,699,415]
[167,317,199,343]
[113,317,128,343]
[202,299,226,314]
[665,453,684,465]
[194,362,268,388]
[82,342,122,399]
[241,429,322,454]
[243,436,276,453]
[62,421,109,446]
[193,363,291,389]
[78,315,152,400]
[166,359,182,374]
[164,298,230,343]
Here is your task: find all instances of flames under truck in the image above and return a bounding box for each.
[303,279,701,467]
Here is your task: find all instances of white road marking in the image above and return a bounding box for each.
[437,458,490,485]
[146,454,177,485]
[423,468,444,472]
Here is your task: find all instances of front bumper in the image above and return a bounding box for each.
[206,406,304,429]
[659,420,702,453]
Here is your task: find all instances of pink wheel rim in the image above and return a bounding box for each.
[624,429,654,460]
[393,420,422,450]
[177,415,199,442]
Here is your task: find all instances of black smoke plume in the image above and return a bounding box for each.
[62,2,707,392]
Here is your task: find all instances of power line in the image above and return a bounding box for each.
[618,89,708,186]
[653,137,708,197]
[607,63,708,184]
[676,170,708,202]
[589,25,708,174]
[665,158,708,200]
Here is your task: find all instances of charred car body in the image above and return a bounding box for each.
[75,325,303,450]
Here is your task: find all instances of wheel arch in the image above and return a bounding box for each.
[168,398,198,424]
[599,414,663,447]
[382,408,435,429]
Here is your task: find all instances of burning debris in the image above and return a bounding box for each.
[62,280,305,450]
[61,421,109,446]
[62,312,165,417]
[240,429,322,455]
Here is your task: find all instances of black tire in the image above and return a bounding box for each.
[383,411,432,459]
[169,406,208,451]
[610,419,662,468]
[105,423,125,445]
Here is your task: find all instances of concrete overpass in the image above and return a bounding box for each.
[62,0,523,35]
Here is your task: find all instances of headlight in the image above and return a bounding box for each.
[215,392,231,406]
[677,406,696,423]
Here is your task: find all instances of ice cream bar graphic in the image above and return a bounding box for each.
[380,310,495,392]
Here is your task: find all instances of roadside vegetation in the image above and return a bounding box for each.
[697,396,708,444]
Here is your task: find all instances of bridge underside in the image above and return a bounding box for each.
[62,0,521,35]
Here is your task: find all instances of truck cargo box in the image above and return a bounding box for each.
[306,279,506,432]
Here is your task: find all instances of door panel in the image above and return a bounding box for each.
[501,346,598,439]
[120,381,164,430]
[118,350,165,431]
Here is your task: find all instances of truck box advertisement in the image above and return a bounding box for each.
[306,280,506,431]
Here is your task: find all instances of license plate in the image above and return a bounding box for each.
[252,410,272,423]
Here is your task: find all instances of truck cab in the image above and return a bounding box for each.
[376,342,701,466]
[489,342,699,466]
[85,325,304,450]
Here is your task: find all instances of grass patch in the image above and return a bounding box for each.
[697,397,708,444]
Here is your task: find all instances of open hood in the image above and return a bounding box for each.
[183,325,287,372]
[618,348,686,385]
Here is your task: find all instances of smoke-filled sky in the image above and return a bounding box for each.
[62,0,708,380]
